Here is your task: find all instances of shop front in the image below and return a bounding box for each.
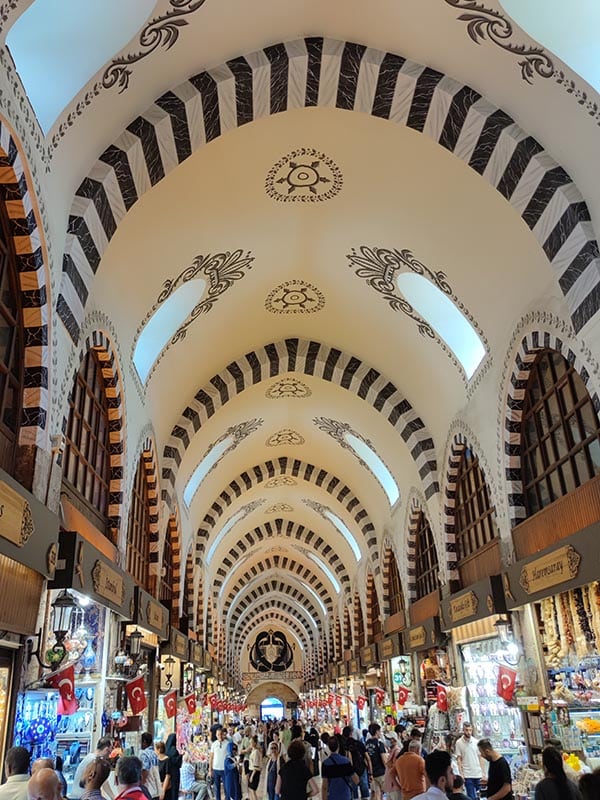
[503,520,600,774]
[0,467,60,764]
[405,617,449,748]
[361,643,384,723]
[380,632,415,722]
[440,576,527,770]
[157,627,189,740]
[16,529,133,793]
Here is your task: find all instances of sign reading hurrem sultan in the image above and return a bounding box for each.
[519,545,581,594]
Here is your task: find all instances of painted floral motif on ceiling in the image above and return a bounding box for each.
[265,281,325,315]
[266,429,306,447]
[266,377,312,399]
[265,476,298,488]
[265,503,294,514]
[265,147,343,203]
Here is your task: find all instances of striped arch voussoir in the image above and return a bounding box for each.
[0,121,49,445]
[196,458,378,573]
[234,611,311,664]
[406,497,431,602]
[140,438,161,581]
[381,537,403,618]
[365,572,381,639]
[231,582,323,631]
[504,331,600,528]
[62,330,125,537]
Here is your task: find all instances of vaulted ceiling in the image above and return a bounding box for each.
[4,0,600,682]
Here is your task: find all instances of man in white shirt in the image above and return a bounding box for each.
[454,723,483,800]
[0,747,30,800]
[208,727,227,800]
[412,751,454,800]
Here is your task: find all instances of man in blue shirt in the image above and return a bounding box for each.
[321,736,359,800]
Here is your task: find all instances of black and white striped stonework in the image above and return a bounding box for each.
[405,497,435,601]
[443,433,470,583]
[207,518,352,594]
[58,37,599,350]
[196,457,376,574]
[231,591,320,641]
[163,338,439,507]
[381,538,404,618]
[60,329,124,536]
[231,612,312,664]
[217,538,341,609]
[504,331,600,527]
[0,122,49,445]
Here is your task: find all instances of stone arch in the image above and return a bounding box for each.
[353,590,365,649]
[381,536,406,618]
[232,599,318,658]
[194,457,379,572]
[365,571,382,641]
[406,496,440,602]
[156,512,181,618]
[233,613,311,666]
[124,432,160,581]
[58,36,599,368]
[504,328,600,527]
[60,328,125,540]
[230,582,324,632]
[222,558,335,617]
[210,519,352,596]
[163,340,438,503]
[0,118,51,446]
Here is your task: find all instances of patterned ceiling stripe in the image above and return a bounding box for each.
[0,120,49,444]
[231,598,318,658]
[381,539,406,619]
[232,611,312,666]
[222,558,334,618]
[405,497,437,602]
[504,330,600,527]
[365,571,382,639]
[140,440,161,577]
[230,581,323,631]
[196,457,372,574]
[163,338,438,507]
[57,36,598,355]
[207,519,352,593]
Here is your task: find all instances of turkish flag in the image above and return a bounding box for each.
[374,687,386,705]
[356,695,367,710]
[184,694,196,714]
[397,686,409,707]
[327,693,334,706]
[209,693,217,709]
[497,665,518,701]
[335,694,343,708]
[46,664,79,715]
[126,676,147,715]
[436,684,448,712]
[163,690,178,719]
[217,699,224,712]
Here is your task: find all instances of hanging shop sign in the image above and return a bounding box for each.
[0,466,59,578]
[379,632,402,660]
[503,522,599,609]
[50,530,134,615]
[440,575,507,630]
[203,649,212,671]
[360,643,379,668]
[162,628,189,660]
[405,616,444,653]
[132,586,169,640]
[189,640,204,669]
[348,658,360,676]
[337,661,348,678]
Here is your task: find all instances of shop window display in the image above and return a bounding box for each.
[460,638,527,770]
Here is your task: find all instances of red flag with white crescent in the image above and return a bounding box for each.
[163,690,178,719]
[436,683,448,712]
[209,693,217,709]
[397,686,409,707]
[126,675,147,715]
[356,695,367,711]
[497,665,518,701]
[374,687,386,705]
[184,694,197,714]
[335,694,343,708]
[217,699,225,712]
[46,664,79,715]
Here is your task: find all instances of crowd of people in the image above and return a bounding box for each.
[0,719,599,800]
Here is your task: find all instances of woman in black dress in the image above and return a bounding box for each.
[276,740,319,800]
[304,727,321,777]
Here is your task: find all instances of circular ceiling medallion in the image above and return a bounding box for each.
[265,280,325,315]
[266,428,305,447]
[265,147,343,203]
[266,503,294,514]
[266,377,312,399]
[265,476,298,488]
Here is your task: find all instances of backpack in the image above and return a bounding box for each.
[347,739,366,777]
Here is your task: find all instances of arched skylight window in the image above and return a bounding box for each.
[500,0,600,93]
[134,279,206,383]
[205,508,246,563]
[7,0,156,134]
[183,434,234,508]
[344,432,399,506]
[308,552,341,594]
[397,273,485,379]
[323,509,361,562]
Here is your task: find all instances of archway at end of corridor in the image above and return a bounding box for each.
[260,696,284,720]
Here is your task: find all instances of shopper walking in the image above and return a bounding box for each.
[247,736,262,800]
[477,739,513,800]
[534,746,582,800]
[321,735,358,800]
[364,724,387,800]
[394,742,426,800]
[164,734,182,800]
[411,751,454,800]
[209,728,227,800]
[454,723,483,800]
[276,741,319,800]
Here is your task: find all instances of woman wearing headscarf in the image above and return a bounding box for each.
[304,727,320,777]
[164,733,183,800]
[224,741,241,800]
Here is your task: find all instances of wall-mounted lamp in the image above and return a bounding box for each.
[28,589,78,670]
[435,648,449,670]
[495,616,513,645]
[164,655,176,689]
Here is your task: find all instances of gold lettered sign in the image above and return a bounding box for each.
[92,560,125,606]
[0,480,34,547]
[380,638,394,659]
[449,591,479,622]
[409,626,426,649]
[519,545,581,594]
[172,630,188,659]
[146,600,165,631]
